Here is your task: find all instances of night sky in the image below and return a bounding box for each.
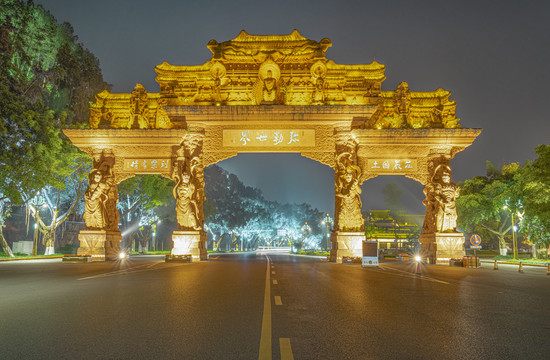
[36,0,550,216]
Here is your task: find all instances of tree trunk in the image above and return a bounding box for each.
[498,235,507,256]
[43,228,56,255]
[532,244,537,259]
[0,227,14,258]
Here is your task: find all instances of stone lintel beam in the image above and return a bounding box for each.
[163,105,378,125]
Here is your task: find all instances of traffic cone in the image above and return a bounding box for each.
[415,260,421,274]
[494,260,498,270]
[519,262,524,273]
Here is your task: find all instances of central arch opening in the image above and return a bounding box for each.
[205,153,334,252]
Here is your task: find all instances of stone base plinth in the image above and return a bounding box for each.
[171,230,207,261]
[329,232,366,263]
[77,230,122,261]
[420,232,465,264]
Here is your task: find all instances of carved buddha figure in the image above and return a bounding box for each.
[83,170,109,229]
[423,165,460,233]
[434,170,460,232]
[262,70,277,102]
[336,166,364,232]
[175,171,200,230]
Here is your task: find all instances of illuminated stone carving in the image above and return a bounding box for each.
[88,30,460,128]
[172,135,205,231]
[129,83,150,128]
[423,157,460,233]
[83,150,119,231]
[335,152,363,232]
[64,31,482,263]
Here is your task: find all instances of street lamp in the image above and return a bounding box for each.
[503,205,519,259]
[29,191,47,256]
[322,213,333,251]
[301,222,311,250]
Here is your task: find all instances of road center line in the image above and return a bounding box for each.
[258,255,272,360]
[273,280,278,285]
[280,338,294,360]
[274,296,282,305]
[272,271,276,275]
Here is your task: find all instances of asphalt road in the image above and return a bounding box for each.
[0,253,549,359]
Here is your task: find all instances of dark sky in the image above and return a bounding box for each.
[37,0,550,215]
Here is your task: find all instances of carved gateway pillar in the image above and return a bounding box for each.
[419,156,465,264]
[330,135,366,262]
[170,134,207,261]
[78,149,122,261]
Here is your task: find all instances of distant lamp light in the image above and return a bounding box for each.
[415,255,421,262]
[119,252,126,260]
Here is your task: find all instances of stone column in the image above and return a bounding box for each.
[170,134,207,261]
[330,135,366,263]
[78,149,122,261]
[419,156,465,264]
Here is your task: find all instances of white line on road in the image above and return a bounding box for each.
[271,271,276,275]
[273,280,278,285]
[274,296,282,305]
[378,265,450,285]
[279,338,294,360]
[259,255,272,360]
[77,263,164,281]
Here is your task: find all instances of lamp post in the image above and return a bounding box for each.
[503,205,519,260]
[29,192,46,256]
[322,213,333,251]
[301,222,311,250]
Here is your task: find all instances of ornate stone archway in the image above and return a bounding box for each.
[64,30,480,262]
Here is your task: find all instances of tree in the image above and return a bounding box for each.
[26,149,89,255]
[117,175,174,251]
[456,161,520,255]
[1,1,109,256]
[203,165,324,251]
[515,145,550,256]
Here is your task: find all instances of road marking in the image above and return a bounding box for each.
[272,271,276,275]
[378,265,450,285]
[274,296,283,305]
[273,280,278,285]
[77,263,163,281]
[280,338,294,360]
[259,255,272,360]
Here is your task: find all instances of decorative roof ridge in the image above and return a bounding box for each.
[231,29,307,43]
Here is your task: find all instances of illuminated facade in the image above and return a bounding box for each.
[64,30,480,263]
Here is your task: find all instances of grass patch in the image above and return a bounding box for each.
[296,251,330,256]
[129,250,170,255]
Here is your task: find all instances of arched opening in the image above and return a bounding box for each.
[361,176,425,257]
[117,174,176,254]
[204,153,334,253]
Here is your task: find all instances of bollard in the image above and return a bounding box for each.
[415,261,421,274]
[494,260,498,270]
[518,262,524,273]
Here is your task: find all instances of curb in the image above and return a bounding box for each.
[0,256,64,262]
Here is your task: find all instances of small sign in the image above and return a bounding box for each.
[367,159,417,173]
[123,159,171,172]
[470,245,482,249]
[362,257,379,267]
[470,234,482,246]
[223,129,315,148]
